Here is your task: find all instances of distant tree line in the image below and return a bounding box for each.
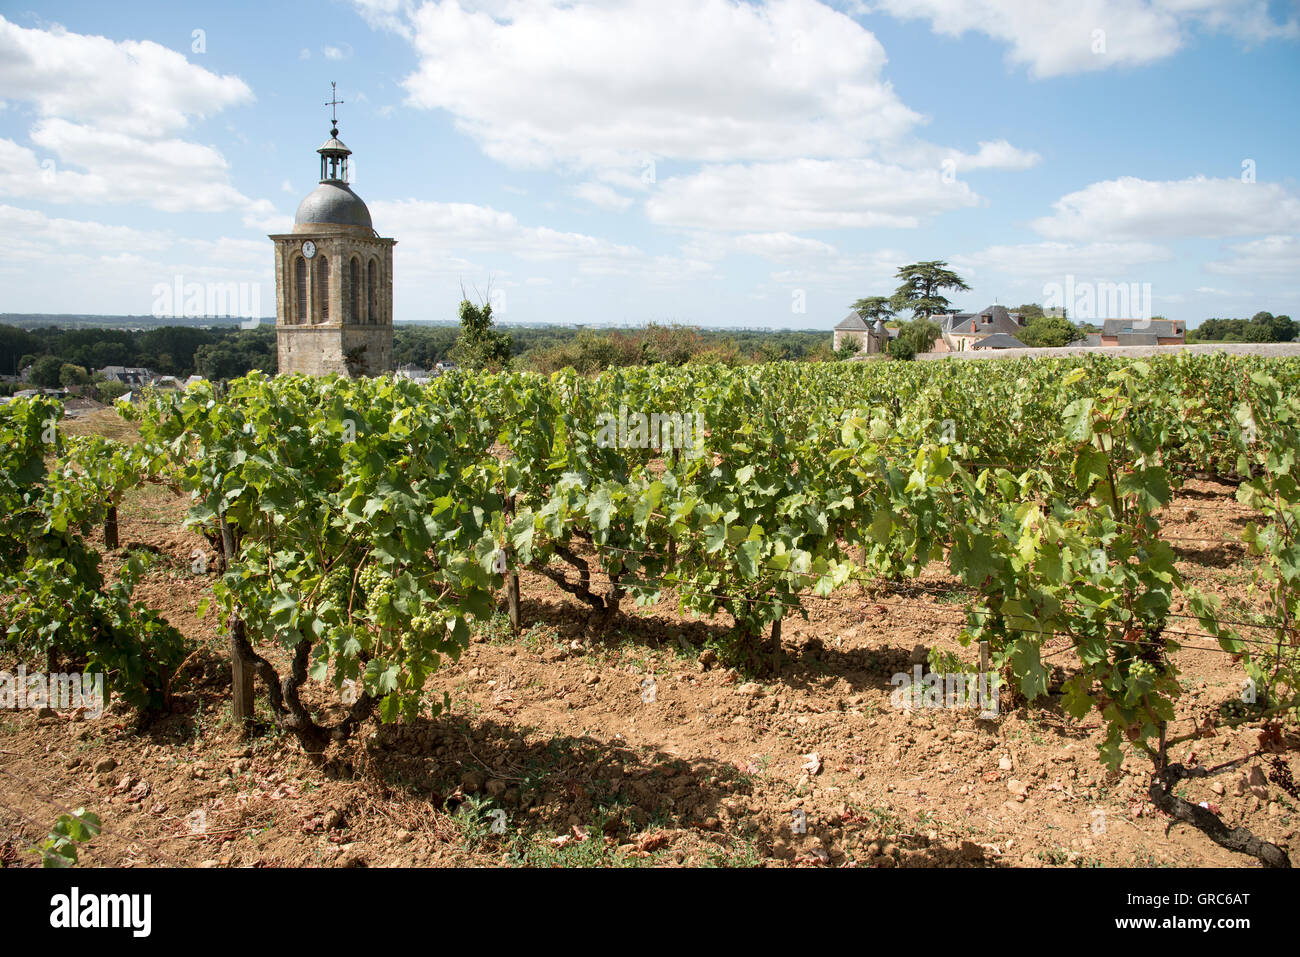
[0,318,835,390]
[0,323,278,384]
[1187,311,1296,343]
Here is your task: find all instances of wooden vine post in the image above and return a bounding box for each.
[505,494,521,634]
[219,512,254,725]
[103,504,119,550]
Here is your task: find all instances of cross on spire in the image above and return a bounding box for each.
[325,81,343,135]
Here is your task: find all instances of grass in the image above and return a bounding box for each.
[60,407,140,443]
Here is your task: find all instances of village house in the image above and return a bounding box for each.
[95,365,156,388]
[1099,318,1185,346]
[832,312,896,354]
[936,305,1025,352]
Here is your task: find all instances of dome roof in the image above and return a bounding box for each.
[294,181,372,229]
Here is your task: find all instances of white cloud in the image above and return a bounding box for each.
[0,124,284,227]
[0,17,275,226]
[0,203,169,256]
[362,1,1041,242]
[395,0,922,171]
[869,0,1297,78]
[0,204,273,313]
[371,198,711,282]
[957,240,1173,276]
[1032,176,1300,241]
[0,14,252,137]
[570,182,634,212]
[954,139,1042,171]
[1206,234,1300,277]
[734,232,838,260]
[646,158,979,231]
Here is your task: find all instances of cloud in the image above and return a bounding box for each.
[371,198,712,281]
[0,14,252,137]
[394,0,922,171]
[646,158,979,231]
[1206,234,1300,278]
[868,0,1297,78]
[0,203,170,256]
[957,240,1173,277]
[0,123,281,226]
[570,182,634,212]
[734,232,838,260]
[1031,176,1300,240]
[0,17,276,226]
[953,139,1042,171]
[0,204,274,313]
[360,1,1041,241]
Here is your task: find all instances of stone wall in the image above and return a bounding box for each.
[917,342,1300,361]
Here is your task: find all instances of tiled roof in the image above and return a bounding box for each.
[1102,319,1182,337]
[970,333,1027,349]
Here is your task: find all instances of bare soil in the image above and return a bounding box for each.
[1,474,1296,869]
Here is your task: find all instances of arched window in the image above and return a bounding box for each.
[316,256,330,322]
[294,257,307,324]
[367,259,379,324]
[349,258,360,324]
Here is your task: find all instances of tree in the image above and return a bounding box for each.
[59,364,90,389]
[29,356,63,388]
[1189,312,1298,343]
[1251,311,1298,342]
[890,261,971,320]
[451,296,513,371]
[888,337,916,361]
[850,296,895,324]
[0,324,42,377]
[1019,315,1087,348]
[834,337,862,361]
[889,317,941,359]
[94,380,129,404]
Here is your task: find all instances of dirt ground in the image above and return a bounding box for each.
[1,423,1296,867]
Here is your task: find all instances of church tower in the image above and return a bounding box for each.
[269,85,395,377]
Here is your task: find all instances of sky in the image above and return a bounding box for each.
[0,0,1297,329]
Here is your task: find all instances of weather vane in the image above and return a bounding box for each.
[325,81,343,134]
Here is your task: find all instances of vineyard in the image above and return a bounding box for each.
[2,352,1299,868]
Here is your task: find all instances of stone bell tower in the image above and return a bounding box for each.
[269,83,395,377]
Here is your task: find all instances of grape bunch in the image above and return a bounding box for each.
[320,564,353,611]
[358,562,397,616]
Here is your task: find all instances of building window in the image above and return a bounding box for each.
[294,257,307,324]
[367,259,379,324]
[349,257,360,324]
[316,256,330,322]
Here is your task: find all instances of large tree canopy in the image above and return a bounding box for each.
[890,261,971,320]
[850,296,894,324]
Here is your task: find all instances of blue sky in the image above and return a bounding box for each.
[1,0,1297,329]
